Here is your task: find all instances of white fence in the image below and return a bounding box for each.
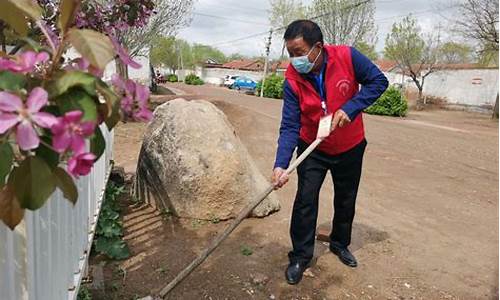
[0,125,114,300]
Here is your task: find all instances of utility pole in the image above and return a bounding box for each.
[260,29,273,98]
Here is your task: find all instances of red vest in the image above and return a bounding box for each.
[285,45,365,155]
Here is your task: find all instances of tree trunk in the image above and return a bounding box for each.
[416,88,424,110]
[493,92,499,119]
[280,42,286,59]
[116,59,129,79]
[150,63,157,93]
[0,22,6,53]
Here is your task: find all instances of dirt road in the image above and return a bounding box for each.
[108,83,498,300]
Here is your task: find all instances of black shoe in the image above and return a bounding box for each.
[285,261,308,285]
[329,243,357,267]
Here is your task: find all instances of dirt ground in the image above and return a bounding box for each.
[90,82,498,300]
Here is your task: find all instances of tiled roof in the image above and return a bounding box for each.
[271,60,289,70]
[221,59,264,71]
[375,59,398,72]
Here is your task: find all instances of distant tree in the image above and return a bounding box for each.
[252,55,266,61]
[268,0,307,57]
[309,0,376,46]
[453,0,498,117]
[355,40,378,61]
[384,15,441,110]
[150,36,178,72]
[176,38,194,69]
[268,0,307,31]
[439,41,472,64]
[228,53,246,61]
[454,0,498,66]
[191,44,227,65]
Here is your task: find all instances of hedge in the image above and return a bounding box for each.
[256,74,284,99]
[365,85,408,117]
[184,74,204,85]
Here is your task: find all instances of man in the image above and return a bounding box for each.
[271,20,388,285]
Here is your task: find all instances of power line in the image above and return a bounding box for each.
[203,1,461,55]
[375,4,460,23]
[376,0,412,4]
[209,0,371,47]
[192,12,270,26]
[202,2,269,13]
[208,31,271,47]
[209,2,461,49]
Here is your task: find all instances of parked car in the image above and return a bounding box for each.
[223,75,240,88]
[232,76,257,91]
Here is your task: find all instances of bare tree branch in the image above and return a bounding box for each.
[309,0,376,46]
[455,0,498,52]
[119,0,195,58]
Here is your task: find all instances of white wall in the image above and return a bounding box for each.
[384,68,499,108]
[423,69,498,107]
[65,48,150,84]
[175,67,266,85]
[127,55,150,83]
[176,69,196,81]
[102,55,150,84]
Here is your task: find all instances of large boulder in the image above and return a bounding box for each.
[134,98,280,219]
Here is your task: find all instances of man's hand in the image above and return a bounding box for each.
[272,167,289,190]
[331,109,351,130]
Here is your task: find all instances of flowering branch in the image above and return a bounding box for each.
[0,0,155,230]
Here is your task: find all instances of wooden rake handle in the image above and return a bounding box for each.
[158,137,325,298]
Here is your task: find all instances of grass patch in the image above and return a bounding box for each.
[240,244,253,256]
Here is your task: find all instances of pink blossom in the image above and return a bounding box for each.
[0,51,49,73]
[111,74,152,122]
[109,35,142,69]
[51,111,96,155]
[0,88,57,150]
[65,57,104,78]
[133,83,153,121]
[67,152,96,177]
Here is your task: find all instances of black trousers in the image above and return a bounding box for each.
[288,138,367,264]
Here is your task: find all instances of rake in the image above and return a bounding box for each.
[156,115,333,298]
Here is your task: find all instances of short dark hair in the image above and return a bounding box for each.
[283,20,324,47]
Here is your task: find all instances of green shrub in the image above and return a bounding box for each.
[77,286,92,300]
[166,74,178,82]
[93,181,130,260]
[256,73,284,99]
[184,74,204,85]
[365,85,408,117]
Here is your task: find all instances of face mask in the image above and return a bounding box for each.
[290,45,322,74]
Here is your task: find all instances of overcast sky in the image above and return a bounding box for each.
[177,0,461,59]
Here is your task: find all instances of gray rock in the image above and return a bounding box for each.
[134,98,280,219]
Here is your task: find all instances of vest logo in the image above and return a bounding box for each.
[336,79,351,97]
